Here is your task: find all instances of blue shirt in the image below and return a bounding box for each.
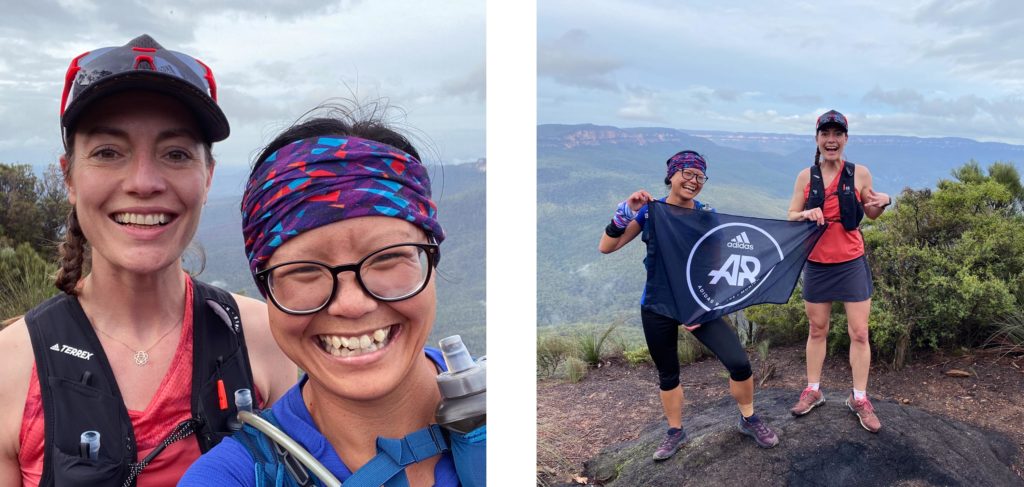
[179,349,459,486]
[637,197,714,305]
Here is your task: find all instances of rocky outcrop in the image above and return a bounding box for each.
[583,388,1021,486]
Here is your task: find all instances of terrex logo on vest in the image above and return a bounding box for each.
[49,343,94,360]
[686,223,786,312]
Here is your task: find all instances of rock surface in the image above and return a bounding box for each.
[582,388,1021,486]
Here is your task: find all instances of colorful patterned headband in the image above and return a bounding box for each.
[666,150,707,182]
[241,135,444,281]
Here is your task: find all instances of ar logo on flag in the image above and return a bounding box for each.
[686,223,785,311]
[708,254,760,286]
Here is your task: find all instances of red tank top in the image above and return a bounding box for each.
[805,166,864,263]
[18,275,264,486]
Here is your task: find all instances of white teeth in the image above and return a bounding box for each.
[114,213,170,226]
[318,326,393,357]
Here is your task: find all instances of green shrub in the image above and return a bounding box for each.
[575,322,619,366]
[745,284,809,347]
[537,335,571,378]
[0,243,58,322]
[623,346,651,366]
[565,357,588,383]
[986,309,1024,355]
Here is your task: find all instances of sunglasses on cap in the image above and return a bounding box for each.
[60,46,217,117]
[58,35,230,145]
[816,111,848,132]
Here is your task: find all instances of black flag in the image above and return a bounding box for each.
[642,200,826,325]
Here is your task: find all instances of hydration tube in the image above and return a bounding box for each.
[237,410,341,487]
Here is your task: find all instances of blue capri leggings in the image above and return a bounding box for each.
[641,308,753,390]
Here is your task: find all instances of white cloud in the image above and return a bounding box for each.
[0,0,485,167]
[537,29,624,91]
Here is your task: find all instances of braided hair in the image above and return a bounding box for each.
[54,207,87,295]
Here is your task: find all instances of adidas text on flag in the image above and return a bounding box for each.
[727,231,754,250]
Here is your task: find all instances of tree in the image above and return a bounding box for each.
[0,163,44,248]
[0,162,70,259]
[864,161,1024,368]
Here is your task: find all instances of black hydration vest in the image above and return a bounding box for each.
[25,279,256,487]
[804,161,865,231]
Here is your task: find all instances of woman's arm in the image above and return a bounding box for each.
[599,190,652,254]
[236,295,298,405]
[599,219,642,254]
[856,165,891,220]
[787,168,824,225]
[0,319,36,486]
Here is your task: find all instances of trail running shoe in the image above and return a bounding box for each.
[846,394,882,433]
[652,428,687,461]
[737,414,779,448]
[790,387,825,416]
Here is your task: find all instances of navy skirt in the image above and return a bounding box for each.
[802,255,873,303]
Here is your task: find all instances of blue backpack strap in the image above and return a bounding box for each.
[233,410,316,487]
[344,424,449,487]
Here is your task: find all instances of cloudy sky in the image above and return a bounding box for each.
[538,0,1024,144]
[0,0,484,171]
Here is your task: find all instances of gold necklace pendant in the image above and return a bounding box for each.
[133,350,150,366]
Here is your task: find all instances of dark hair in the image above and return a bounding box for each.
[55,132,214,295]
[253,113,421,170]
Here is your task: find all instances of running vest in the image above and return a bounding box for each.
[236,409,451,487]
[24,279,256,487]
[232,349,486,487]
[804,161,864,231]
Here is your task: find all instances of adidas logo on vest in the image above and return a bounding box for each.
[726,232,754,250]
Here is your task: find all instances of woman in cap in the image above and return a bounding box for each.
[786,110,891,432]
[0,34,296,486]
[180,110,484,487]
[598,150,779,461]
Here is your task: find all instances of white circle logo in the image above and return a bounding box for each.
[686,222,785,311]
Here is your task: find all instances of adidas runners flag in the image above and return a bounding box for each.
[642,200,827,325]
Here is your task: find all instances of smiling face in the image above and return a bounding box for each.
[816,126,848,163]
[64,91,213,277]
[263,216,436,402]
[667,167,706,204]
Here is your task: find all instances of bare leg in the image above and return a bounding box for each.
[805,301,832,384]
[659,385,684,429]
[730,377,754,417]
[845,299,872,391]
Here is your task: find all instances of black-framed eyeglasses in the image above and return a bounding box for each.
[255,242,439,315]
[679,170,709,184]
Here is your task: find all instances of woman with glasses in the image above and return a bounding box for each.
[787,110,891,433]
[180,111,483,487]
[0,35,296,486]
[598,150,779,461]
